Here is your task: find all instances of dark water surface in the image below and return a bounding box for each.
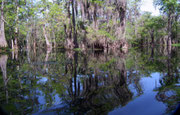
[0,47,180,115]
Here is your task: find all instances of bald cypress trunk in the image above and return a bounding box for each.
[116,0,127,39]
[0,1,7,47]
[93,3,97,29]
[80,0,85,21]
[71,0,78,48]
[14,0,20,49]
[167,12,172,46]
[43,25,52,49]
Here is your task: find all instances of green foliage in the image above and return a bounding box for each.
[90,0,105,5]
[172,44,180,46]
[128,12,167,45]
[126,21,136,39]
[1,0,179,49]
[154,0,179,14]
[86,21,116,41]
[99,58,116,71]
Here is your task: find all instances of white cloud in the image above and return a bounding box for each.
[140,0,160,16]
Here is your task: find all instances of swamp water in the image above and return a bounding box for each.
[0,47,180,115]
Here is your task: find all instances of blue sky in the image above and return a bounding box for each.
[141,0,160,16]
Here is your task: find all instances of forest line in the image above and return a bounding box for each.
[0,0,179,51]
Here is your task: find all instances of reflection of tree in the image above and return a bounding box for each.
[128,69,143,96]
[0,55,9,103]
[44,48,52,73]
[3,46,180,115]
[12,48,18,60]
[159,47,179,86]
[148,47,180,114]
[45,51,133,114]
[0,50,64,114]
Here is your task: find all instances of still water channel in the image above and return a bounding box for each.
[0,47,180,115]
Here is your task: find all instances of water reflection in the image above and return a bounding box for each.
[0,55,8,104]
[61,51,133,115]
[0,46,180,115]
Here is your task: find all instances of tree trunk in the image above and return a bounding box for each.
[75,0,78,17]
[0,1,7,47]
[43,26,52,49]
[65,1,74,49]
[167,13,172,46]
[71,0,78,48]
[119,2,126,39]
[80,0,85,21]
[14,0,19,49]
[67,1,72,39]
[93,3,97,29]
[116,0,127,39]
[150,30,154,45]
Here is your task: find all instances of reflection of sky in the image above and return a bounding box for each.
[128,84,138,97]
[33,89,62,114]
[140,73,162,93]
[32,71,168,115]
[37,77,48,84]
[38,90,46,105]
[109,92,166,115]
[109,72,166,115]
[25,76,63,114]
